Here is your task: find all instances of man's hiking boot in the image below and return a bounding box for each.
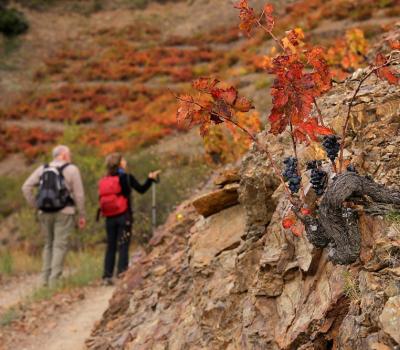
[102,277,114,286]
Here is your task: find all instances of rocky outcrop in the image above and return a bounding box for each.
[87,65,400,350]
[191,183,240,218]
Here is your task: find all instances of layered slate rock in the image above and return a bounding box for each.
[380,295,400,344]
[191,183,239,217]
[189,205,245,269]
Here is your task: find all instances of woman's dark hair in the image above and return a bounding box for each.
[105,153,122,175]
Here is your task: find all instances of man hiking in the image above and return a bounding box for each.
[98,153,160,285]
[22,145,86,287]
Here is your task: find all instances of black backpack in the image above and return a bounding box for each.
[36,164,73,212]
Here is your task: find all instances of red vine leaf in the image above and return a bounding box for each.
[375,53,399,85]
[176,94,197,124]
[301,207,311,216]
[389,40,400,50]
[211,86,238,106]
[307,47,332,94]
[233,96,254,112]
[192,77,219,93]
[234,0,257,36]
[264,4,275,32]
[294,118,333,143]
[268,106,287,134]
[268,59,314,133]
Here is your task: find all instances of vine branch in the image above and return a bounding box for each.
[174,93,299,206]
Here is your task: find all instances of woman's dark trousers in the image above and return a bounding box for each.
[103,214,131,278]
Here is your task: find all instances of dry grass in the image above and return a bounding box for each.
[341,269,361,302]
[0,249,41,277]
[30,249,102,302]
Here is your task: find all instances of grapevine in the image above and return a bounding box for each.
[175,1,400,264]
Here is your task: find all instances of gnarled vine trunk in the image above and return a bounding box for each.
[298,172,400,265]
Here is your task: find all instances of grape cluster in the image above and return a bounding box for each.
[307,160,327,196]
[282,157,301,194]
[322,135,340,162]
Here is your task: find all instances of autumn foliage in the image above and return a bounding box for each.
[176,0,400,236]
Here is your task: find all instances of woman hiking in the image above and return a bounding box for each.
[99,152,160,285]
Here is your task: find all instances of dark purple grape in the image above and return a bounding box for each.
[282,157,301,194]
[322,135,340,162]
[307,160,327,196]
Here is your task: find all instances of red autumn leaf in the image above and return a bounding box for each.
[293,128,308,143]
[233,96,254,112]
[307,47,332,95]
[268,57,322,135]
[192,77,219,93]
[291,224,303,237]
[294,118,333,143]
[268,106,287,134]
[301,207,311,215]
[264,4,274,32]
[211,86,238,106]
[389,40,400,50]
[285,28,304,47]
[375,53,399,85]
[176,94,197,124]
[282,217,295,229]
[234,0,257,36]
[213,99,233,120]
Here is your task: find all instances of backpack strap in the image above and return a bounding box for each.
[58,163,71,175]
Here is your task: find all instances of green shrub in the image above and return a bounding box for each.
[386,211,400,224]
[0,307,20,327]
[0,7,29,37]
[0,249,13,276]
[0,175,25,218]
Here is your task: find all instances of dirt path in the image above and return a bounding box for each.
[0,274,41,311]
[20,286,114,350]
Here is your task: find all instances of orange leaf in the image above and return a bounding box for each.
[176,94,196,124]
[301,207,311,215]
[211,87,238,106]
[291,225,303,237]
[294,118,333,143]
[233,96,254,112]
[375,53,399,85]
[389,40,400,50]
[192,77,219,92]
[234,0,257,36]
[264,4,275,32]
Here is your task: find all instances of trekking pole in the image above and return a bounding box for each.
[152,181,157,232]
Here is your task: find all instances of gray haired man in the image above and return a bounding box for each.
[22,145,86,287]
